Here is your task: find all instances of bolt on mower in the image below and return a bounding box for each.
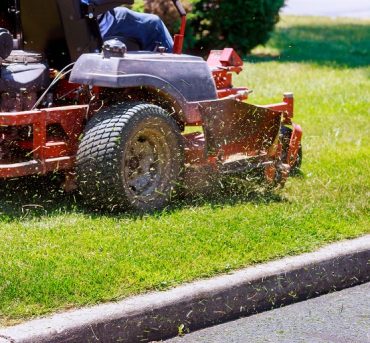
[0,0,302,212]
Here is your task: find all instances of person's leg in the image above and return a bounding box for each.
[103,7,174,52]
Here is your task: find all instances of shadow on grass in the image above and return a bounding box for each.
[248,22,370,68]
[0,175,79,221]
[0,174,286,221]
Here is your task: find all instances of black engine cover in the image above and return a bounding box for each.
[0,50,49,93]
[0,28,13,60]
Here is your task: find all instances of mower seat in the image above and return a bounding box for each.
[20,0,68,68]
[20,0,101,67]
[20,0,137,68]
[58,0,139,54]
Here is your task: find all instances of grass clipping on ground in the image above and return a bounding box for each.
[0,16,369,326]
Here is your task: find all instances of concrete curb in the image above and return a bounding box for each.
[1,235,369,343]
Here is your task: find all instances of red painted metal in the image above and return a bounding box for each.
[263,93,294,124]
[207,49,243,68]
[264,163,276,183]
[184,132,268,166]
[184,132,273,177]
[215,87,249,101]
[173,16,186,54]
[198,98,282,169]
[207,49,249,100]
[287,123,303,167]
[183,132,207,165]
[0,105,88,178]
[0,157,75,178]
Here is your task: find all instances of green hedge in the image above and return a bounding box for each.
[189,0,285,54]
[137,0,285,54]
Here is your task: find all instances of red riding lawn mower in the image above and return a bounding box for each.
[0,0,302,212]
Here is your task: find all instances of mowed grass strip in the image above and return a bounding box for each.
[0,16,369,325]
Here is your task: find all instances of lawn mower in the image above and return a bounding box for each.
[0,0,302,212]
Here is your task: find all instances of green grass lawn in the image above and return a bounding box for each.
[0,16,369,326]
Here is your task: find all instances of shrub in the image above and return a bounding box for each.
[190,0,285,55]
[143,0,193,33]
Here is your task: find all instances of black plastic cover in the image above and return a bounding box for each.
[70,52,218,103]
[0,61,49,93]
[20,0,70,68]
[0,29,13,60]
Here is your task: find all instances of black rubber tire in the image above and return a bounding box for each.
[76,103,184,212]
[281,126,302,175]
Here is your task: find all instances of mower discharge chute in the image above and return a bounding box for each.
[0,0,302,212]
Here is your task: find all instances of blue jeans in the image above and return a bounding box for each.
[103,8,174,52]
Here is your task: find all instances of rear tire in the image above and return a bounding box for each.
[76,103,184,212]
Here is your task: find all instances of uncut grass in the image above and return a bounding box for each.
[0,16,369,325]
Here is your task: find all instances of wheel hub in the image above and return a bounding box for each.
[124,132,167,197]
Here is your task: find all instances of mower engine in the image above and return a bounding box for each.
[0,28,49,112]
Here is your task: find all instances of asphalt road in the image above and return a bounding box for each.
[166,282,370,343]
[282,0,370,18]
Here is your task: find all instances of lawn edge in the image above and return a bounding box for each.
[1,235,369,343]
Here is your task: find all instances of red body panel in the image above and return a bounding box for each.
[0,105,87,178]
